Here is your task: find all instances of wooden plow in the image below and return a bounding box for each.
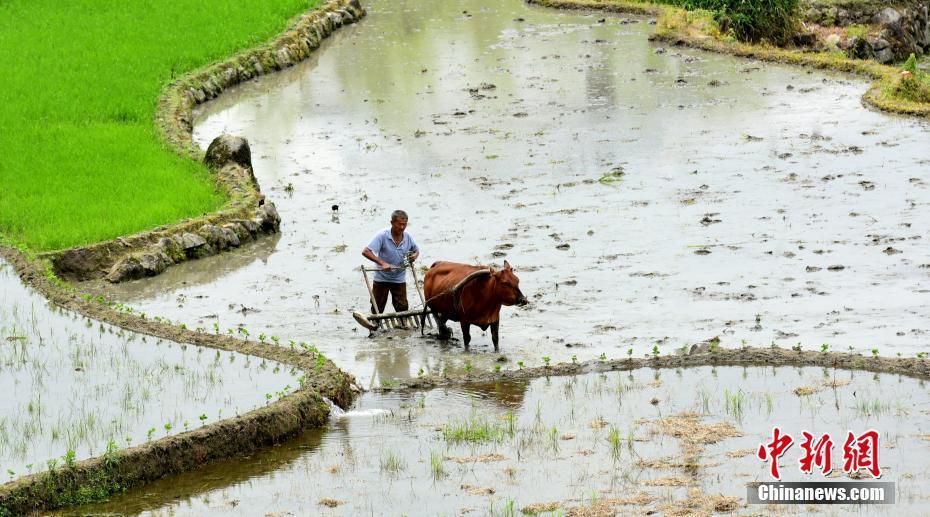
[352,263,435,331]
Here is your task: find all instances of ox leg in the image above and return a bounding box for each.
[437,316,452,340]
[460,322,471,349]
[491,321,499,351]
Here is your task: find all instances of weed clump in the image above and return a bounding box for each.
[441,413,506,443]
[670,0,800,45]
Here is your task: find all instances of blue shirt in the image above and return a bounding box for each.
[367,228,419,283]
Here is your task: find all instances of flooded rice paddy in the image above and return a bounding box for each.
[73,366,930,515]
[91,0,930,388]
[0,262,299,477]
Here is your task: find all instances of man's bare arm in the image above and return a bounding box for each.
[362,247,393,270]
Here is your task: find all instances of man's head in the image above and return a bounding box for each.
[390,209,409,233]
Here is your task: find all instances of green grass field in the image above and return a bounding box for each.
[0,0,320,251]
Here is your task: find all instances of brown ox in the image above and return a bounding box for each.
[421,260,527,350]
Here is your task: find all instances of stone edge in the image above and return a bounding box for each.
[38,0,367,283]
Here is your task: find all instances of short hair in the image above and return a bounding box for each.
[391,209,408,221]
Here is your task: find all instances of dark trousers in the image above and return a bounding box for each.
[372,281,408,314]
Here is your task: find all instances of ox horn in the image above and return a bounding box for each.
[451,269,491,294]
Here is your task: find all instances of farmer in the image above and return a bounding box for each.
[362,209,420,316]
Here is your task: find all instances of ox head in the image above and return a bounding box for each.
[491,260,528,306]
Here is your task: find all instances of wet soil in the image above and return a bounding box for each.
[85,0,930,390]
[0,261,297,476]
[73,366,930,515]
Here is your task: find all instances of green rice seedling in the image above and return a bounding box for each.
[871,348,879,358]
[571,355,577,364]
[429,451,445,480]
[855,398,892,417]
[542,356,551,368]
[465,361,473,374]
[380,450,406,473]
[607,426,622,460]
[258,333,266,343]
[651,345,660,357]
[700,389,712,414]
[494,364,502,372]
[821,343,829,353]
[501,499,517,517]
[271,336,280,346]
[517,361,525,370]
[724,389,745,422]
[199,414,208,426]
[548,426,559,452]
[627,348,633,359]
[147,427,156,441]
[505,411,516,436]
[599,353,607,361]
[442,413,506,443]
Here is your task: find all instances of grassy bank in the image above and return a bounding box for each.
[0,0,320,252]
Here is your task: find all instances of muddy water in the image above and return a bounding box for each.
[96,0,930,386]
[74,366,930,515]
[0,261,298,476]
